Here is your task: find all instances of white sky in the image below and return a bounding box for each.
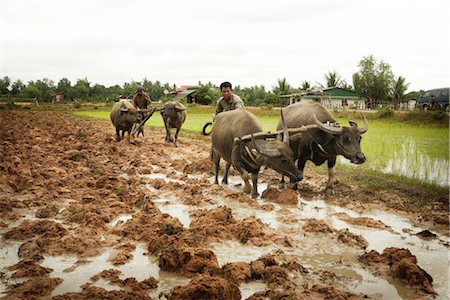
[1,0,449,91]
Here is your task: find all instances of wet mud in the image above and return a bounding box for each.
[0,110,448,299]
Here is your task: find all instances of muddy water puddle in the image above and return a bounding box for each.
[156,174,449,299]
[142,171,449,299]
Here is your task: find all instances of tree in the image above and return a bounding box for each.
[0,76,11,95]
[90,84,107,101]
[240,85,267,105]
[24,82,40,99]
[300,81,311,91]
[323,71,345,88]
[33,78,55,101]
[193,84,219,105]
[391,76,410,102]
[353,55,394,101]
[74,78,90,99]
[11,79,26,95]
[272,78,291,96]
[57,78,75,100]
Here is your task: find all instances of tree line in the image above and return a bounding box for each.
[0,55,421,105]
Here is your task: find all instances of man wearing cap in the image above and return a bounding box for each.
[133,86,151,109]
[132,86,151,137]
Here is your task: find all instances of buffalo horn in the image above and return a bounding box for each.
[358,112,368,134]
[313,114,343,135]
[281,109,290,144]
[119,108,129,112]
[251,134,281,157]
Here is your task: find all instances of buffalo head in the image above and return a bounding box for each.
[313,113,368,164]
[249,111,302,182]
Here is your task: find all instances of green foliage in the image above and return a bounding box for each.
[323,70,346,88]
[73,99,81,108]
[272,78,291,97]
[300,80,311,90]
[431,111,445,120]
[377,107,394,118]
[392,76,410,102]
[192,84,219,105]
[11,79,25,95]
[353,55,395,101]
[0,76,11,94]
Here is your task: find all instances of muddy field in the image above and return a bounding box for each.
[0,110,449,300]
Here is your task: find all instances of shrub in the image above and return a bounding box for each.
[73,99,81,108]
[378,108,393,118]
[431,111,445,120]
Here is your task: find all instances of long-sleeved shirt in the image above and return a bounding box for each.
[215,94,245,115]
[133,92,151,109]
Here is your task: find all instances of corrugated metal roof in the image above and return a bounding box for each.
[174,89,196,99]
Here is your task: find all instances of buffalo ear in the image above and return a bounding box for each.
[175,105,187,111]
[349,121,358,128]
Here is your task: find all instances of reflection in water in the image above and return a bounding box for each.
[340,139,449,186]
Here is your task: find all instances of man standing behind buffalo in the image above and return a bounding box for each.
[133,86,151,109]
[132,86,151,136]
[215,81,245,115]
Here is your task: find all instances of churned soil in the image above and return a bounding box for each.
[0,109,448,299]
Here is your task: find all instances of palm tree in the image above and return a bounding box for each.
[392,76,410,102]
[272,78,291,96]
[324,71,344,88]
[300,80,311,91]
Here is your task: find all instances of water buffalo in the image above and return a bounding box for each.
[110,100,140,142]
[160,101,186,147]
[211,109,301,198]
[277,100,368,193]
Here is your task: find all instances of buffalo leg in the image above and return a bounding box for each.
[126,129,132,143]
[212,154,221,185]
[251,172,259,199]
[174,127,180,147]
[222,162,231,184]
[279,175,285,189]
[115,129,121,141]
[233,161,252,193]
[325,157,337,194]
[164,118,172,143]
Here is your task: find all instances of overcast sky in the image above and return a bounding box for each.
[1,0,449,92]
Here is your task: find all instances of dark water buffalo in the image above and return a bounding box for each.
[160,101,187,147]
[277,100,368,193]
[110,100,140,142]
[211,109,301,198]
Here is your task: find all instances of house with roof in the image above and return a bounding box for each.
[170,85,199,103]
[279,87,365,109]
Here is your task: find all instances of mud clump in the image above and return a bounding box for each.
[415,230,437,240]
[221,262,252,284]
[338,215,393,232]
[159,247,221,277]
[52,286,152,300]
[262,187,298,204]
[359,247,436,295]
[5,220,67,241]
[2,277,62,300]
[302,219,336,233]
[189,206,236,241]
[35,204,60,218]
[8,260,53,278]
[169,275,241,300]
[337,228,368,249]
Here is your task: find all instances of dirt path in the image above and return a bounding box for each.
[0,110,448,299]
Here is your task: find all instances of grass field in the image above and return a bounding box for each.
[74,104,449,187]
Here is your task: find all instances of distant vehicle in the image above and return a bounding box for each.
[417,88,449,110]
